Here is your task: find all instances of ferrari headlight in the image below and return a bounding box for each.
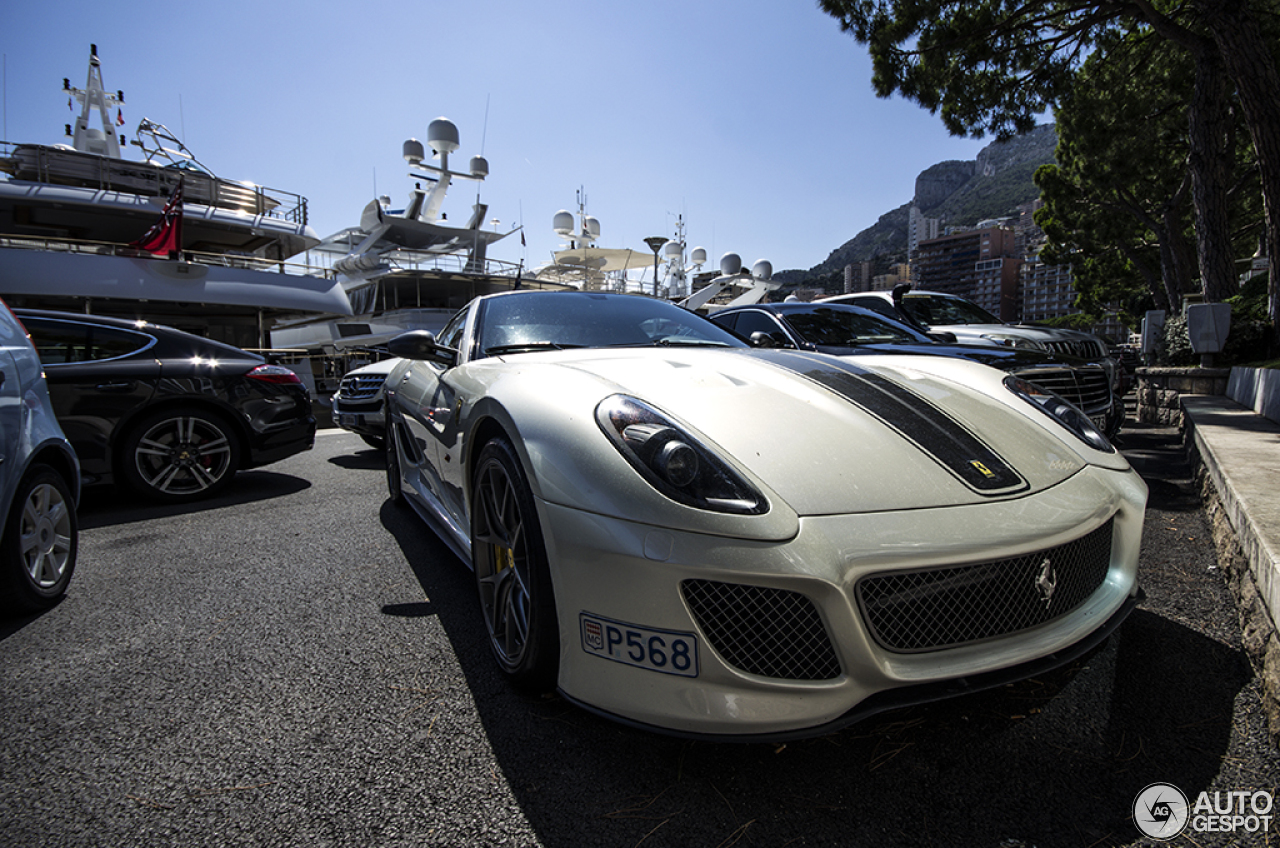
[982,333,1044,350]
[597,395,767,514]
[1004,375,1114,453]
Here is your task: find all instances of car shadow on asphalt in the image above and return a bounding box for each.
[75,470,312,530]
[374,494,1253,847]
[327,448,384,471]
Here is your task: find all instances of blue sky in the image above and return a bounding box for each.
[1,0,993,274]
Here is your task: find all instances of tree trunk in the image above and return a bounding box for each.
[1187,43,1241,303]
[1200,0,1280,342]
[1160,204,1197,311]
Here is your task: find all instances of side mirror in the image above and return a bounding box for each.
[749,331,792,349]
[387,330,458,367]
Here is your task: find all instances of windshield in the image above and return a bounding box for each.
[477,292,746,357]
[783,307,928,346]
[901,294,1002,326]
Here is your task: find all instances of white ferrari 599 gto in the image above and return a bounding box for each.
[383,290,1146,740]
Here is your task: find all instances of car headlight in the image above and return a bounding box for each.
[1004,375,1115,453]
[982,333,1044,350]
[596,395,767,515]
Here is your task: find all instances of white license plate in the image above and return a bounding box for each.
[579,613,699,677]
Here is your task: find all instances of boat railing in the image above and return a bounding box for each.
[0,234,336,279]
[377,247,524,278]
[1,141,309,226]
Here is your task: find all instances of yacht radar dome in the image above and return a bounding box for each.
[553,210,575,235]
[427,118,460,156]
[585,216,601,239]
[663,241,683,259]
[752,259,773,280]
[402,139,426,165]
[720,253,742,276]
[691,247,707,266]
[469,155,489,178]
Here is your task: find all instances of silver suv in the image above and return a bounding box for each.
[0,299,80,614]
[332,359,401,449]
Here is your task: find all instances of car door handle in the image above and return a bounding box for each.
[0,369,5,388]
[95,381,136,392]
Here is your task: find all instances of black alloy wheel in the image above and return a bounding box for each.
[122,408,241,502]
[471,437,559,691]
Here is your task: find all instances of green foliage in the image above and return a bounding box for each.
[1229,272,1270,321]
[1158,314,1196,365]
[1035,30,1202,319]
[817,0,1121,140]
[1039,313,1099,331]
[1157,283,1276,366]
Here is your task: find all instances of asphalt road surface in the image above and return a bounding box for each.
[2,425,1277,847]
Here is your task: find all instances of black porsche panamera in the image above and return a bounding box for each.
[16,309,315,503]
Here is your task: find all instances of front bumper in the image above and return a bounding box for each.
[543,465,1147,739]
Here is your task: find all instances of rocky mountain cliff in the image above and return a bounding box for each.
[781,123,1057,283]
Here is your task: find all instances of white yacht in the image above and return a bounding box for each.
[273,118,558,357]
[0,44,351,350]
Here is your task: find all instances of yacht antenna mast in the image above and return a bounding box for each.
[64,44,124,158]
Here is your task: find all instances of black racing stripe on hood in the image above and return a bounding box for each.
[755,350,1027,495]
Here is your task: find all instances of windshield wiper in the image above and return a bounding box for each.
[483,342,583,355]
[650,338,733,347]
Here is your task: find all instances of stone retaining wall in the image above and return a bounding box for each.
[1187,426,1280,746]
[1135,367,1230,425]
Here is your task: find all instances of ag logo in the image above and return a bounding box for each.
[1133,783,1189,840]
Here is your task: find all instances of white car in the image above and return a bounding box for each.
[332,358,401,449]
[384,290,1147,740]
[0,299,80,614]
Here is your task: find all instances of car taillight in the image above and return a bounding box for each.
[246,364,302,384]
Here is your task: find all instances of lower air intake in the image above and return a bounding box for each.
[681,580,841,680]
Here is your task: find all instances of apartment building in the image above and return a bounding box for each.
[912,227,1021,320]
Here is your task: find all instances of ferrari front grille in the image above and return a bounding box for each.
[1013,366,1111,414]
[856,518,1115,653]
[681,580,842,680]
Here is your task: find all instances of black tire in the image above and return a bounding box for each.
[1,464,78,614]
[386,418,404,504]
[120,407,241,502]
[471,437,559,691]
[360,434,386,451]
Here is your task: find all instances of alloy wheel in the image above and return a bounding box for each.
[19,481,74,589]
[473,457,532,670]
[133,414,234,496]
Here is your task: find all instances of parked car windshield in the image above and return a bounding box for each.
[477,292,745,357]
[902,294,1002,326]
[783,307,928,346]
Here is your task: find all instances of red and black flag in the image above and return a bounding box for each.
[130,177,184,257]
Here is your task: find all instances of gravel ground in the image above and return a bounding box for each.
[0,425,1276,847]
